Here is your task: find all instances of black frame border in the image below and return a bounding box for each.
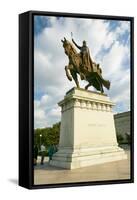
[19,10,134,189]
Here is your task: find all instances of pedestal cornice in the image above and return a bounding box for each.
[58,87,115,113]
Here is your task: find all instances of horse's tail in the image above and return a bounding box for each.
[102,79,110,90]
[97,74,110,90]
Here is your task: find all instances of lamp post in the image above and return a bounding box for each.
[40,134,42,149]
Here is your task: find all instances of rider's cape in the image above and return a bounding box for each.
[83,48,102,76]
[82,47,94,73]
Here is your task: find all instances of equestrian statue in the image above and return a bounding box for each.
[61,37,110,93]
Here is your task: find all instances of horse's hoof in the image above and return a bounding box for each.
[68,77,72,81]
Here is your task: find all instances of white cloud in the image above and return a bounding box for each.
[34,94,61,128]
[34,17,130,128]
[102,41,129,78]
[34,100,47,128]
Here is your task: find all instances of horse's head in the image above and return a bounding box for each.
[61,37,71,56]
[61,37,77,56]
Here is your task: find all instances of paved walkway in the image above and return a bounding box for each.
[34,147,130,185]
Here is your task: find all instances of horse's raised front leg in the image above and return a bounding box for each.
[65,65,72,81]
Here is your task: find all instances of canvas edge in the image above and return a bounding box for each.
[19,10,134,189]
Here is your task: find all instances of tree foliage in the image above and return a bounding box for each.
[34,122,60,149]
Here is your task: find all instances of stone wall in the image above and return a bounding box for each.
[114,111,130,143]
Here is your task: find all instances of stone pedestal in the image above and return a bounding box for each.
[50,87,127,169]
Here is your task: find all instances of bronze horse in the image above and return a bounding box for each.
[61,37,110,93]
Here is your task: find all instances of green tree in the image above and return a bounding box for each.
[34,122,60,148]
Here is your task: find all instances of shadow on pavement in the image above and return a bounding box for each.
[34,162,65,171]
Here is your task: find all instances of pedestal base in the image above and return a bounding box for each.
[50,145,127,169]
[50,88,127,169]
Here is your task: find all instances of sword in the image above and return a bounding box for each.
[71,32,73,40]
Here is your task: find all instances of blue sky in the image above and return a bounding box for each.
[34,16,130,128]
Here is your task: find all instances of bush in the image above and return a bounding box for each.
[117,134,124,144]
[125,133,131,144]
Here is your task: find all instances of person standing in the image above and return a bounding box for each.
[48,145,54,162]
[40,144,46,165]
[34,145,38,166]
